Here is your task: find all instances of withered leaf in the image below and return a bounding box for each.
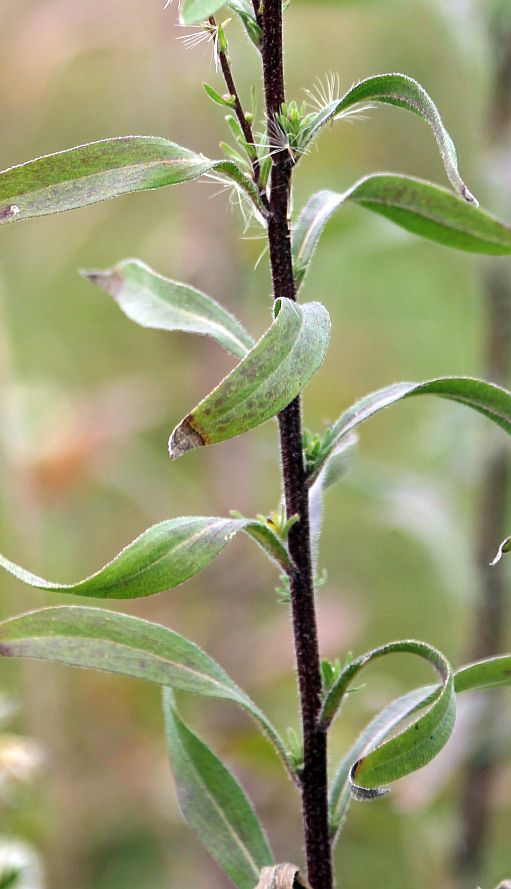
[254,864,311,889]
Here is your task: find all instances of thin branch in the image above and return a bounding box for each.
[209,16,267,205]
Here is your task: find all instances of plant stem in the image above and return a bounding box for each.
[455,13,511,882]
[261,3,333,887]
[210,16,265,195]
[455,264,511,884]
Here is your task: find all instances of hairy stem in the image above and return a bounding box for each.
[455,14,511,882]
[261,3,333,887]
[455,265,511,884]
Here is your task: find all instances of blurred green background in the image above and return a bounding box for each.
[1,0,511,887]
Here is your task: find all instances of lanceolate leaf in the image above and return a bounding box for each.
[292,176,511,284]
[305,73,476,201]
[313,377,511,481]
[169,298,331,458]
[0,606,291,775]
[0,516,291,600]
[0,138,264,225]
[82,259,254,359]
[319,641,454,799]
[227,0,262,46]
[164,691,273,889]
[329,652,511,838]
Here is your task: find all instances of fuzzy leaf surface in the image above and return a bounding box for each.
[0,516,291,600]
[0,606,290,771]
[319,641,454,799]
[169,298,330,458]
[305,73,475,200]
[329,652,511,837]
[292,176,511,284]
[314,377,511,481]
[0,138,263,224]
[164,691,273,889]
[83,259,254,359]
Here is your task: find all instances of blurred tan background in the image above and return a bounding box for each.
[1,1,511,887]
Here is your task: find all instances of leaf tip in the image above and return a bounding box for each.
[168,417,205,459]
[0,642,13,657]
[490,535,511,566]
[80,267,123,298]
[349,761,390,801]
[460,184,479,207]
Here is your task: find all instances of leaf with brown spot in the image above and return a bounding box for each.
[168,298,331,458]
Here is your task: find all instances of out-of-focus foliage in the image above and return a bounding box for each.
[1,1,510,888]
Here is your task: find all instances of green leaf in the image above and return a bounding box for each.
[0,137,211,224]
[455,654,511,693]
[181,0,225,24]
[328,686,436,837]
[304,73,476,201]
[319,640,454,799]
[0,137,265,225]
[82,259,254,359]
[292,176,511,284]
[329,652,511,837]
[169,298,331,458]
[314,377,511,481]
[163,690,273,889]
[0,516,291,600]
[203,82,237,109]
[226,1,262,47]
[0,606,291,775]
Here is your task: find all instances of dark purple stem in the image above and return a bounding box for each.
[261,2,333,887]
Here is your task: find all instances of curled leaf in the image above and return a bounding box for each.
[329,651,511,840]
[304,73,476,201]
[169,298,330,458]
[318,640,455,800]
[490,535,511,566]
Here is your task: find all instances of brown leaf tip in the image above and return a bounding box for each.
[254,864,311,889]
[80,268,123,298]
[460,184,479,207]
[168,417,205,459]
[0,642,14,657]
